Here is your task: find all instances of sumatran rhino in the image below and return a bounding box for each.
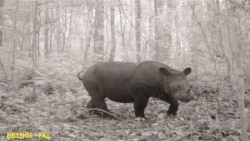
[78,61,194,118]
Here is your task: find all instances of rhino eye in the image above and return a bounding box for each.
[169,83,179,89]
[176,85,181,89]
[175,84,184,90]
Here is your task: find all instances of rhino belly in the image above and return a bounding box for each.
[101,86,134,103]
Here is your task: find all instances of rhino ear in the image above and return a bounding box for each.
[159,68,171,76]
[183,67,191,75]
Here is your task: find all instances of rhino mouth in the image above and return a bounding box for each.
[175,90,194,103]
[179,97,193,103]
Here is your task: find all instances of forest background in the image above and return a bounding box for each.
[0,0,250,140]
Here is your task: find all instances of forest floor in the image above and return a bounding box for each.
[0,59,249,141]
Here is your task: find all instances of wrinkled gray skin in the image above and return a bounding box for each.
[78,61,194,118]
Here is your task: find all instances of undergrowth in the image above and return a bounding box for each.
[0,58,249,141]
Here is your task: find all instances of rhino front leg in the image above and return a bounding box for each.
[167,99,179,116]
[133,95,149,118]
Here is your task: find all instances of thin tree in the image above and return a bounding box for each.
[49,0,54,54]
[223,9,248,141]
[37,8,41,57]
[0,55,7,80]
[26,0,39,102]
[108,3,116,61]
[56,1,62,53]
[94,0,104,61]
[82,0,94,68]
[44,0,49,57]
[134,0,141,62]
[11,0,19,85]
[226,23,248,141]
[66,6,73,52]
[154,0,163,61]
[62,0,68,50]
[0,0,4,47]
[118,1,127,61]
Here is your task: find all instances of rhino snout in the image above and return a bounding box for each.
[177,89,194,103]
[179,96,194,103]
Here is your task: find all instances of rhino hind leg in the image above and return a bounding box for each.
[87,99,94,108]
[84,86,108,109]
[87,98,110,117]
[89,98,108,111]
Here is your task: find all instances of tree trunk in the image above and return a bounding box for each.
[0,0,4,47]
[37,8,41,57]
[62,0,67,51]
[67,8,73,52]
[94,0,104,61]
[56,2,62,53]
[11,0,19,84]
[28,25,31,57]
[44,0,49,57]
[49,0,54,54]
[154,0,163,61]
[119,5,127,61]
[31,0,38,101]
[108,5,116,61]
[216,0,232,78]
[165,0,173,62]
[0,54,7,81]
[135,0,141,63]
[174,0,183,64]
[81,1,94,70]
[222,13,248,140]
[229,25,248,141]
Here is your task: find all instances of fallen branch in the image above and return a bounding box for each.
[86,108,121,120]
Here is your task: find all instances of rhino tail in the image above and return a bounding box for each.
[78,71,84,80]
